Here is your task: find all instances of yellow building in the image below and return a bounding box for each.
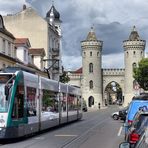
[3,4,62,80]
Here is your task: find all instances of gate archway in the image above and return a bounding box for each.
[88,96,94,107]
[104,81,123,105]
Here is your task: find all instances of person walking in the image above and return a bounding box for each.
[98,102,101,109]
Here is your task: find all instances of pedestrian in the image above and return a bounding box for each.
[98,102,101,109]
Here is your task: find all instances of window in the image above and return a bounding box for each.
[12,83,24,119]
[42,89,59,113]
[89,80,93,89]
[133,63,137,69]
[26,87,37,117]
[8,42,11,56]
[67,94,77,111]
[133,51,136,57]
[24,50,27,61]
[97,52,99,57]
[90,51,92,56]
[2,39,5,53]
[126,51,129,57]
[2,63,5,69]
[141,51,143,56]
[83,52,86,57]
[61,93,67,112]
[89,63,93,73]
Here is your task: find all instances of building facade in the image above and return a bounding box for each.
[68,26,146,108]
[0,14,47,77]
[0,15,16,70]
[3,4,62,81]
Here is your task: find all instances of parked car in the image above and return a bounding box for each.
[125,94,148,137]
[119,127,148,148]
[119,107,128,121]
[125,109,148,147]
[112,111,119,120]
[111,107,128,120]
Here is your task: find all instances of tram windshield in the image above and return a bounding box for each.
[0,74,14,112]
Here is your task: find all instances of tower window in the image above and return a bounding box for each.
[83,52,86,57]
[141,51,143,56]
[89,63,93,73]
[133,51,136,57]
[97,52,99,56]
[132,63,137,70]
[126,51,129,57]
[89,80,93,89]
[90,51,92,56]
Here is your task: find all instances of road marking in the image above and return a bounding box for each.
[117,126,123,136]
[34,137,45,140]
[61,118,110,148]
[55,134,78,137]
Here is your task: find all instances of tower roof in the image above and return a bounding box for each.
[46,5,60,20]
[129,26,140,40]
[86,27,98,41]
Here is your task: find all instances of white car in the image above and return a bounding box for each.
[111,111,119,120]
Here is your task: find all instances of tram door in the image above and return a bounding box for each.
[11,77,27,125]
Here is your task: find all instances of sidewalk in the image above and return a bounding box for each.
[88,106,108,112]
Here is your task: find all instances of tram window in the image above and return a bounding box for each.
[68,95,77,111]
[61,93,67,112]
[42,89,58,113]
[26,87,37,117]
[12,85,24,119]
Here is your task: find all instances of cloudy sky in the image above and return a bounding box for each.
[0,0,148,70]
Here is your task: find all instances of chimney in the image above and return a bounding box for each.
[23,4,26,10]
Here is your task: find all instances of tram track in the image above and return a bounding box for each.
[59,117,110,148]
[0,107,120,148]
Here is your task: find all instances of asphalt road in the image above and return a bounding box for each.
[0,106,125,148]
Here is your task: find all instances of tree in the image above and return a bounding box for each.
[133,58,148,90]
[59,71,70,83]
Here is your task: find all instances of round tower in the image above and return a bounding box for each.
[81,27,103,109]
[123,26,146,106]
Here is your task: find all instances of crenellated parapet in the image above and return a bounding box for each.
[123,40,146,50]
[103,68,125,76]
[81,40,103,48]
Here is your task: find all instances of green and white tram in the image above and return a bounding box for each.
[0,71,82,139]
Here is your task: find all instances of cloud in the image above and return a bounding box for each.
[102,53,124,68]
[62,55,82,71]
[1,0,148,70]
[0,0,27,15]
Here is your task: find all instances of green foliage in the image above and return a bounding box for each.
[133,58,148,90]
[60,71,70,83]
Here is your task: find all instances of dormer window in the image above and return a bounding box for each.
[24,50,27,61]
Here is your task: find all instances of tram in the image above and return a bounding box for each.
[0,70,82,139]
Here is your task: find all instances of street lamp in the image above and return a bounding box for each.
[43,58,60,80]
